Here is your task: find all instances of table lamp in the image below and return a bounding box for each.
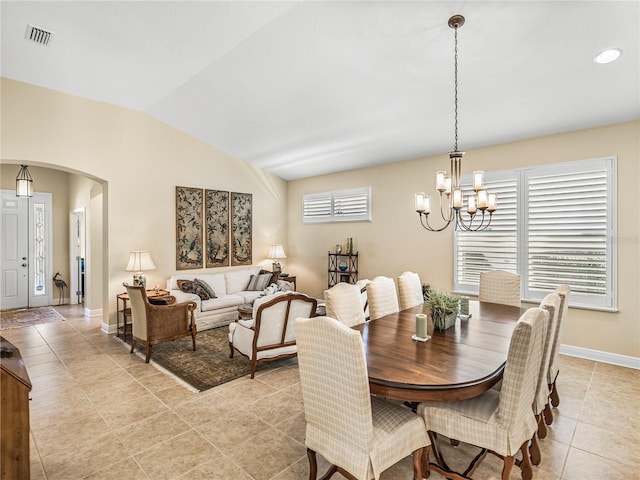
[125,250,156,288]
[268,244,286,273]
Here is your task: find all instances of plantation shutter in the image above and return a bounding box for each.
[303,187,371,223]
[454,174,518,293]
[525,159,613,307]
[302,194,332,223]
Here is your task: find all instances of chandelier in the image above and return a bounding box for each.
[415,15,497,232]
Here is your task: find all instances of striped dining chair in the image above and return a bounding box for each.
[397,271,423,310]
[479,270,521,307]
[324,282,366,327]
[367,276,399,321]
[545,284,570,423]
[297,316,430,480]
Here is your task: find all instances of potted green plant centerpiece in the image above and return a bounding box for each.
[426,289,459,331]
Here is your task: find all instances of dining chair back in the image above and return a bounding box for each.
[367,276,399,320]
[297,316,429,480]
[547,284,570,410]
[355,278,370,320]
[124,283,197,363]
[418,307,547,480]
[479,270,521,307]
[324,282,366,327]
[397,271,423,310]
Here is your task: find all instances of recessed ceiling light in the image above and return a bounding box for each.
[594,48,622,64]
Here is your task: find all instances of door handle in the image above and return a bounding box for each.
[22,263,27,267]
[22,257,27,260]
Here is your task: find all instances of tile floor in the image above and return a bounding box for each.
[2,304,639,479]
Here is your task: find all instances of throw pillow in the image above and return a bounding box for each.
[277,279,294,292]
[176,279,211,300]
[247,273,273,291]
[194,278,216,298]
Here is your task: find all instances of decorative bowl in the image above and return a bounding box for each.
[338,261,348,272]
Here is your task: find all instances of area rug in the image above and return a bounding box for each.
[124,327,289,392]
[0,306,64,330]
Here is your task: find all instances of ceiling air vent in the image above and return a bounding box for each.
[25,24,54,46]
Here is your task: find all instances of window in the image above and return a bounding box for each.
[303,187,372,223]
[454,157,616,310]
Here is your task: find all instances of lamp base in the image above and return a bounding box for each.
[133,273,146,288]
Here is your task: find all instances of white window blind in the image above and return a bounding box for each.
[303,187,371,223]
[454,157,616,310]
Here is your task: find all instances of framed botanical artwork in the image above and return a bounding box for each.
[231,192,252,266]
[205,189,229,267]
[175,186,204,270]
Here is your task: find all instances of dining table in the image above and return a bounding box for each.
[353,300,528,403]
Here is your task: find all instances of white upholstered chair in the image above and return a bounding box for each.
[479,270,521,307]
[228,292,317,378]
[545,284,570,423]
[297,315,430,480]
[125,283,197,363]
[355,278,370,320]
[324,282,366,327]
[367,276,399,321]
[418,307,548,480]
[397,271,423,310]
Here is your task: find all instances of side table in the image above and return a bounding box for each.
[116,289,170,341]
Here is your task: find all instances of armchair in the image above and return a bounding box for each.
[228,291,317,378]
[124,283,197,363]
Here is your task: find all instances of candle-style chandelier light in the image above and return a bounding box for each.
[415,15,497,232]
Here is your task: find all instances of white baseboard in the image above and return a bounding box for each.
[84,307,103,318]
[560,344,640,370]
[102,321,117,335]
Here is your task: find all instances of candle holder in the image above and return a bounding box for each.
[412,313,431,342]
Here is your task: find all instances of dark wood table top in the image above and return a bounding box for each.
[353,301,527,402]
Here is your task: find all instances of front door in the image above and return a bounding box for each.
[0,189,52,309]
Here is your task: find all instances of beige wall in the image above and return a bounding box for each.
[288,121,640,358]
[1,78,288,328]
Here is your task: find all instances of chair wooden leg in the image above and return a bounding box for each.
[543,401,554,425]
[250,358,257,379]
[530,432,542,466]
[319,465,338,480]
[550,377,560,407]
[420,445,431,479]
[307,448,318,480]
[501,456,515,480]
[191,331,197,351]
[412,446,429,480]
[130,338,136,354]
[229,342,234,358]
[519,440,534,480]
[145,344,152,363]
[536,413,548,439]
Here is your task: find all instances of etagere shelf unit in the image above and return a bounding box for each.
[328,251,359,287]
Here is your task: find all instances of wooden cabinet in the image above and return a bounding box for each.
[328,252,359,287]
[1,337,31,480]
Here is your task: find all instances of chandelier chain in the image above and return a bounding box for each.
[454,24,459,152]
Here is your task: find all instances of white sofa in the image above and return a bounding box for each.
[166,267,267,331]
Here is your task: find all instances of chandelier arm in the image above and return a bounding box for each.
[438,194,454,222]
[456,210,493,232]
[418,212,454,232]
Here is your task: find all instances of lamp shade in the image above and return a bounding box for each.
[267,244,287,260]
[125,251,157,272]
[16,165,33,197]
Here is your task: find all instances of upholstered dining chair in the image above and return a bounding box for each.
[418,307,547,480]
[355,278,370,320]
[367,276,399,321]
[297,315,430,480]
[545,284,570,423]
[124,283,197,363]
[527,292,561,465]
[479,270,521,307]
[324,282,366,327]
[228,291,317,378]
[397,271,424,310]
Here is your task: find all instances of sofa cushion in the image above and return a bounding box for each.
[177,279,212,300]
[200,295,245,312]
[194,278,216,298]
[247,272,273,291]
[225,267,261,293]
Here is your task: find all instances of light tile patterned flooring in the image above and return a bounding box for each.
[2,304,638,479]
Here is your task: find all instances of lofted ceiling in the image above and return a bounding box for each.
[1,1,638,181]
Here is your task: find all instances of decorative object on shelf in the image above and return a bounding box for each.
[327,251,359,287]
[268,244,286,273]
[422,283,431,301]
[125,250,156,288]
[426,289,459,331]
[335,244,342,254]
[231,192,252,266]
[205,189,230,267]
[338,260,348,272]
[414,15,497,232]
[176,186,204,269]
[346,237,354,254]
[458,296,471,319]
[15,164,33,197]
